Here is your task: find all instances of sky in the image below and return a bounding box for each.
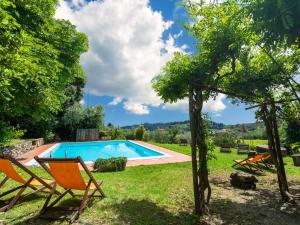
[56,0,256,126]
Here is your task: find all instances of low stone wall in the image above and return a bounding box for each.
[0,138,44,158]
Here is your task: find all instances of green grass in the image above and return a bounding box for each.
[0,142,299,224]
[0,162,196,225]
[152,142,299,176]
[240,139,268,146]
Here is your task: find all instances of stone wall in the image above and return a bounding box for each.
[0,138,44,158]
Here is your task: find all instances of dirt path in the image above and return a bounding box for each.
[198,176,300,225]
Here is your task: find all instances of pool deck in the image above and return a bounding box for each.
[18,141,191,169]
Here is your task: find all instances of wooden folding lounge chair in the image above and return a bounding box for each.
[34,156,105,223]
[0,154,57,212]
[255,153,273,169]
[220,144,231,153]
[232,154,266,173]
[237,144,250,154]
[179,139,188,146]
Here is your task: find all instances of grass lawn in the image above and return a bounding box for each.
[240,139,268,146]
[0,142,299,225]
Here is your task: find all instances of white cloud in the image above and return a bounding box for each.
[163,94,226,113]
[108,97,122,106]
[174,30,183,39]
[123,101,150,115]
[79,99,85,106]
[55,0,226,115]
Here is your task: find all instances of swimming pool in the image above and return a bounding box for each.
[26,141,168,165]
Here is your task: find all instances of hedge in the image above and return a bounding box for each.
[94,157,127,172]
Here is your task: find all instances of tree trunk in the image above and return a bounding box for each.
[189,88,201,215]
[189,87,211,216]
[260,103,294,202]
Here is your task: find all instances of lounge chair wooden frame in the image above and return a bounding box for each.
[232,153,271,173]
[220,144,231,153]
[0,154,58,212]
[237,144,250,154]
[232,155,262,173]
[34,156,105,223]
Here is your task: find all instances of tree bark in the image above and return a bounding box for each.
[260,103,294,202]
[189,88,201,215]
[189,87,211,216]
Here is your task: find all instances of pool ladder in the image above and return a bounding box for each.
[49,150,67,158]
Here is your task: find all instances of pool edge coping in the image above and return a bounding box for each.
[21,140,191,168]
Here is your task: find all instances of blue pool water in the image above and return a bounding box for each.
[39,141,165,162]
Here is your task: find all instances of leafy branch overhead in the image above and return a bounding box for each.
[0,0,88,121]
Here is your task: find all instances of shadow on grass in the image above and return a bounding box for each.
[0,193,45,209]
[207,181,300,225]
[110,199,197,225]
[11,197,98,225]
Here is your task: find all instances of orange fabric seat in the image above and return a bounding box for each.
[0,159,26,184]
[0,155,57,212]
[233,153,271,173]
[34,156,105,223]
[29,178,54,186]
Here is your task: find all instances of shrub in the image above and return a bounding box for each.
[0,123,25,147]
[44,130,55,143]
[125,129,136,140]
[135,125,146,140]
[59,103,105,140]
[106,127,126,140]
[176,132,191,144]
[213,132,237,147]
[148,129,171,143]
[94,157,127,172]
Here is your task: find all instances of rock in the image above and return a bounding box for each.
[280,202,300,214]
[230,172,258,190]
[0,138,44,158]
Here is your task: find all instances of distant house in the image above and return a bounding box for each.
[215,129,230,133]
[158,128,166,132]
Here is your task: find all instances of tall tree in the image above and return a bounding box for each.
[243,0,300,45]
[0,0,88,137]
[153,2,248,215]
[226,43,299,202]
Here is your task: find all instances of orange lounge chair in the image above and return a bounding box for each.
[34,156,105,223]
[0,154,57,212]
[232,153,271,173]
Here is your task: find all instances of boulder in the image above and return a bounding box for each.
[230,172,258,190]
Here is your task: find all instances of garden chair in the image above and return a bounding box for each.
[232,154,267,173]
[220,144,231,153]
[237,144,250,154]
[179,139,188,146]
[34,156,105,223]
[255,153,273,169]
[0,154,57,212]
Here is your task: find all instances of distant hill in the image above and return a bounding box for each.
[122,120,266,139]
[122,120,225,131]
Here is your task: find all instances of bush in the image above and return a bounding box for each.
[44,130,55,143]
[59,103,105,140]
[213,132,237,147]
[135,125,146,140]
[176,132,191,144]
[0,123,25,147]
[147,129,171,143]
[106,127,126,140]
[94,157,127,172]
[125,129,136,140]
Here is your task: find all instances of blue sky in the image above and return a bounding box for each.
[59,0,256,126]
